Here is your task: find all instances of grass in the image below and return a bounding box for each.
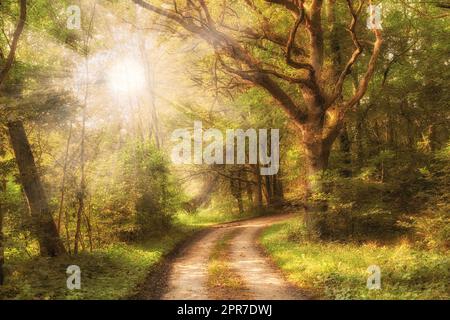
[0,226,193,300]
[0,208,257,300]
[175,207,263,227]
[260,218,450,300]
[207,230,250,299]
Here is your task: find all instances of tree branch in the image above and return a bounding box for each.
[285,1,312,70]
[330,0,363,104]
[134,0,308,124]
[346,28,383,109]
[305,0,324,76]
[0,0,27,86]
[216,54,307,125]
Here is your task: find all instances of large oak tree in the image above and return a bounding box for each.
[133,0,383,235]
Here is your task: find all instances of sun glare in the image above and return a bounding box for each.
[107,57,146,95]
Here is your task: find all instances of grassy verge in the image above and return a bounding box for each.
[0,209,256,300]
[207,230,250,300]
[260,218,450,300]
[175,207,264,227]
[0,226,194,300]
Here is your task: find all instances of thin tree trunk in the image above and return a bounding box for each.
[74,193,84,254]
[230,174,244,214]
[79,228,86,251]
[241,170,253,205]
[75,0,95,255]
[235,181,244,214]
[138,15,161,148]
[57,123,72,234]
[84,197,93,252]
[246,180,253,205]
[277,174,284,199]
[272,175,278,201]
[264,175,273,205]
[339,125,352,177]
[272,173,284,204]
[255,166,263,210]
[64,209,71,254]
[7,121,66,256]
[74,63,87,255]
[355,108,364,169]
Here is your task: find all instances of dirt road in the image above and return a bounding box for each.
[160,213,304,300]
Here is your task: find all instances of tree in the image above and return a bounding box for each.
[74,2,97,255]
[7,122,66,256]
[0,0,26,85]
[132,0,383,235]
[1,1,26,274]
[1,0,66,256]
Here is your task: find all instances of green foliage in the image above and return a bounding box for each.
[0,225,195,299]
[402,211,450,251]
[175,205,267,227]
[0,206,263,299]
[399,144,450,251]
[121,141,182,237]
[314,171,405,240]
[261,219,450,300]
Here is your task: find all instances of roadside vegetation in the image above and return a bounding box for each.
[0,209,254,300]
[261,218,449,300]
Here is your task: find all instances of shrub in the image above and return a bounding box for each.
[119,141,183,238]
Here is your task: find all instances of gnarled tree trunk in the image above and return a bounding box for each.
[7,121,66,256]
[302,120,333,238]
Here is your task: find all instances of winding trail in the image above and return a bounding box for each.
[161,213,304,300]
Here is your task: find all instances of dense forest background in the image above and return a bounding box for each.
[0,0,448,299]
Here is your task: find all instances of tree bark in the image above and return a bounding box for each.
[84,197,93,253]
[75,1,95,255]
[255,166,263,210]
[264,175,273,205]
[355,108,364,169]
[272,173,284,205]
[64,208,71,254]
[57,123,72,234]
[302,123,332,238]
[0,0,27,86]
[277,173,284,199]
[244,171,254,205]
[7,121,66,256]
[230,174,244,214]
[74,192,84,254]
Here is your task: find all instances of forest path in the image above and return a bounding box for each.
[161,213,305,300]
